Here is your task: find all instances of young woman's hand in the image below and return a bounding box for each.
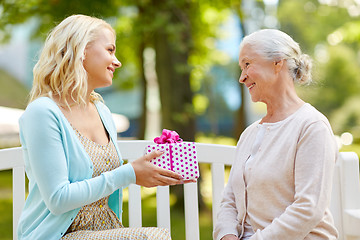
[130,150,196,188]
[221,234,238,240]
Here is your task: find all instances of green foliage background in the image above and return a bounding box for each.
[278,0,360,142]
[2,0,360,239]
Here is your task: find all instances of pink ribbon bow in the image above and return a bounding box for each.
[154,129,183,144]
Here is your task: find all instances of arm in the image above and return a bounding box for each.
[250,121,337,239]
[213,160,242,240]
[98,101,186,187]
[20,103,135,215]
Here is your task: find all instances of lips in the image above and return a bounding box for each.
[107,66,115,73]
[247,83,255,90]
[107,67,115,77]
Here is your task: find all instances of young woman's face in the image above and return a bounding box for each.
[83,28,121,91]
[238,44,277,103]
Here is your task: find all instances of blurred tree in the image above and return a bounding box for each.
[0,0,246,211]
[0,0,121,42]
[311,45,360,116]
[326,2,360,140]
[335,20,360,47]
[0,0,245,140]
[127,0,241,210]
[331,96,360,141]
[277,0,352,54]
[0,69,28,108]
[326,0,360,46]
[114,1,244,141]
[277,0,360,134]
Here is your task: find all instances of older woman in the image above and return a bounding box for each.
[214,29,338,240]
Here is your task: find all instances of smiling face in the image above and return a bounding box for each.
[83,28,121,92]
[238,44,278,103]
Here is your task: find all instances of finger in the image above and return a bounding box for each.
[144,150,163,161]
[158,168,183,180]
[183,179,197,184]
[157,175,184,186]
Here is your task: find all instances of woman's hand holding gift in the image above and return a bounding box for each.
[131,150,195,188]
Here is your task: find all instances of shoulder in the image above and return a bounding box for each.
[301,103,329,122]
[26,97,57,110]
[242,120,260,135]
[236,120,260,145]
[21,97,60,123]
[19,97,65,141]
[291,104,336,142]
[296,103,333,131]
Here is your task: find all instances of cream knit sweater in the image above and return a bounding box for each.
[214,103,338,240]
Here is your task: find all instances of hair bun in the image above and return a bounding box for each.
[296,54,312,84]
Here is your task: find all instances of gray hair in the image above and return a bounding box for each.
[239,29,312,84]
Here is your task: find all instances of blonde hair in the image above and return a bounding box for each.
[240,29,312,84]
[29,14,115,107]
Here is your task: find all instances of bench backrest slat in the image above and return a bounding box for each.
[1,140,360,240]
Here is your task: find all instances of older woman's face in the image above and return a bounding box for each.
[238,44,278,103]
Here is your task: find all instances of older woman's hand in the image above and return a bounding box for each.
[130,150,195,187]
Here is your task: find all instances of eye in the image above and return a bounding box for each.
[240,62,249,71]
[108,48,115,53]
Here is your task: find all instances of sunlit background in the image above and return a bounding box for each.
[1,0,360,239]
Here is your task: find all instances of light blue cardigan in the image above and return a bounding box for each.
[17,97,136,240]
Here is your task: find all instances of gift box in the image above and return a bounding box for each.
[144,129,199,180]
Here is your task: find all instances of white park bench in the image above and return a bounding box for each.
[0,139,360,240]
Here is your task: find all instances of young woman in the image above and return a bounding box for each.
[17,14,189,240]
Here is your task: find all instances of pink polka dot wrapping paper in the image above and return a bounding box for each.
[144,142,199,180]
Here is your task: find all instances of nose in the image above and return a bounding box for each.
[112,56,121,68]
[239,71,247,83]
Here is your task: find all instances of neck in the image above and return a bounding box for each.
[53,93,92,110]
[261,82,304,123]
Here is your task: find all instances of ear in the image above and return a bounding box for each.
[274,59,284,73]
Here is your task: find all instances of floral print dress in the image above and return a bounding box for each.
[61,127,171,240]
